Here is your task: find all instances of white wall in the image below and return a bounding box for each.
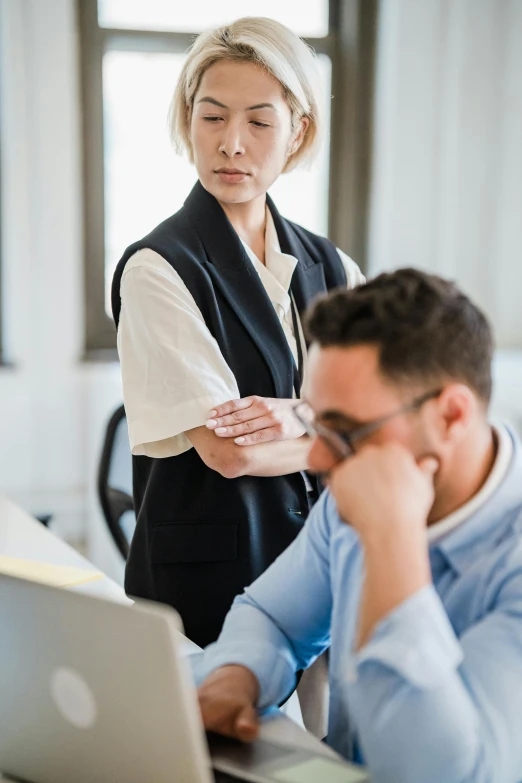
[368,0,522,428]
[0,0,124,581]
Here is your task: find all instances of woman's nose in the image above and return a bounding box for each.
[218,120,245,158]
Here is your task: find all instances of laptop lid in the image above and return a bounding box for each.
[0,574,212,783]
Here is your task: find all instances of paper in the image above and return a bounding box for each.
[0,555,103,588]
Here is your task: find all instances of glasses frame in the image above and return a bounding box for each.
[293,388,443,463]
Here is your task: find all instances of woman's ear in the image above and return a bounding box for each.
[288,116,310,157]
[185,102,193,130]
[185,103,195,161]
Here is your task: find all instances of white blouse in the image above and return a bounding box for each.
[118,209,365,458]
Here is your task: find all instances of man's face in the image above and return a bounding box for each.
[305,343,439,475]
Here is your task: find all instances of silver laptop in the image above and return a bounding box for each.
[0,574,369,783]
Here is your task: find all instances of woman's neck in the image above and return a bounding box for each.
[219,194,267,264]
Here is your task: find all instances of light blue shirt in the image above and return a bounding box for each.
[193,426,522,783]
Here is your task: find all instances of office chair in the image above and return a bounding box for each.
[97,405,135,560]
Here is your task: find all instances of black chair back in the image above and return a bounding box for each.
[97,405,135,559]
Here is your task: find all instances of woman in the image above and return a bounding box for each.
[112,17,364,648]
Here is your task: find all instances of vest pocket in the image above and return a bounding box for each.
[150,521,238,564]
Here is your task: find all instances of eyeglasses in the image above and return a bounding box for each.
[293,388,442,463]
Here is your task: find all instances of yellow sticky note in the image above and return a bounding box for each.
[0,555,103,588]
[273,758,368,783]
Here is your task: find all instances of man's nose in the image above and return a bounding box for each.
[218,119,245,158]
[307,437,338,476]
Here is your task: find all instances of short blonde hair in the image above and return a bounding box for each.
[169,17,325,173]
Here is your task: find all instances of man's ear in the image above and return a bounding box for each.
[433,384,476,444]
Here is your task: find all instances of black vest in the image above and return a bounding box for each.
[112,181,347,647]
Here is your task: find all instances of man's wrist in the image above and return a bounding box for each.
[358,519,428,556]
[361,525,431,587]
[209,664,260,703]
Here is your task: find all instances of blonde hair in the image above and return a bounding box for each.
[169,17,325,173]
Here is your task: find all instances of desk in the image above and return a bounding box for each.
[0,496,339,781]
[0,495,128,605]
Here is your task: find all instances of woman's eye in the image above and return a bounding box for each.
[250,121,270,128]
[203,116,222,123]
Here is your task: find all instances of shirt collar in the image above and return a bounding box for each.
[430,424,522,575]
[264,209,297,294]
[427,424,513,544]
[238,209,297,316]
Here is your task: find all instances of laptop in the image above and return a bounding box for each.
[0,574,369,783]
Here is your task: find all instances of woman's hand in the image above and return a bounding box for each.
[205,396,306,445]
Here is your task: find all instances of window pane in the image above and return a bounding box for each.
[98,0,329,38]
[103,51,197,313]
[103,51,331,314]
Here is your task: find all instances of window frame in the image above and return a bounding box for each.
[78,0,377,357]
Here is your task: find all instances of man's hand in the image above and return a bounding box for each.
[205,396,305,445]
[197,665,260,743]
[328,443,438,648]
[329,442,438,542]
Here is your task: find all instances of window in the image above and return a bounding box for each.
[0,44,3,364]
[97,0,329,37]
[79,0,377,355]
[0,122,3,364]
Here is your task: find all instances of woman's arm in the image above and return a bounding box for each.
[120,255,310,475]
[118,251,241,458]
[186,425,311,478]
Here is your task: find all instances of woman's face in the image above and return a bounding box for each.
[189,60,308,205]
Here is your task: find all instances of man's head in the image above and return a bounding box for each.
[303,268,494,477]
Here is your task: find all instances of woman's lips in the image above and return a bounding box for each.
[215,170,249,184]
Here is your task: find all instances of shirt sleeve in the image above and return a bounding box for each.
[117,249,239,458]
[346,574,522,783]
[191,491,338,708]
[336,248,366,288]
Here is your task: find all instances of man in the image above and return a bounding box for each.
[193,269,522,783]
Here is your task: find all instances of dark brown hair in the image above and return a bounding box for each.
[306,268,494,402]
